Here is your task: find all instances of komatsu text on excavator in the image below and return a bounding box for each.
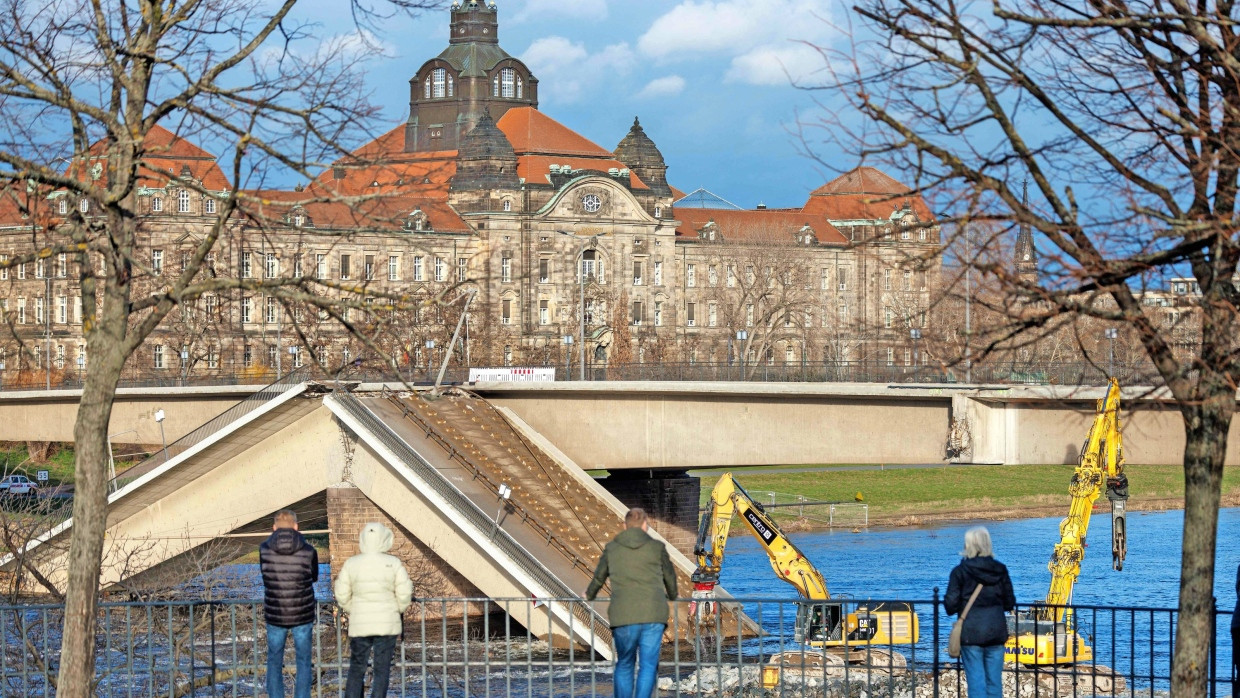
[692,473,919,651]
[1005,377,1129,667]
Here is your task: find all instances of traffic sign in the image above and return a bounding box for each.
[36,470,48,482]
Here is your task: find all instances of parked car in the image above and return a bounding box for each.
[0,475,39,495]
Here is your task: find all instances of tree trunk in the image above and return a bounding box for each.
[56,345,124,696]
[1172,395,1231,696]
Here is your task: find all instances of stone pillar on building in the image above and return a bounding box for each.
[596,470,700,556]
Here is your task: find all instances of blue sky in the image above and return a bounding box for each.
[292,0,852,209]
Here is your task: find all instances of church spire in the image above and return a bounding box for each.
[1014,179,1037,284]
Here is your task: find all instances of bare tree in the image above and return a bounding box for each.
[825,0,1240,689]
[0,0,441,693]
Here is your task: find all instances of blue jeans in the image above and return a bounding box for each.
[960,643,1004,698]
[612,623,664,698]
[266,622,313,698]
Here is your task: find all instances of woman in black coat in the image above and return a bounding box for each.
[945,526,1017,698]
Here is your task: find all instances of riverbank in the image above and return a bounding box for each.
[694,463,1239,529]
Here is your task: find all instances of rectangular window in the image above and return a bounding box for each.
[340,254,351,280]
[389,255,399,281]
[457,257,468,282]
[151,249,163,276]
[153,345,165,369]
[316,254,327,280]
[887,347,894,366]
[293,256,303,278]
[784,312,793,328]
[838,304,848,324]
[686,263,696,287]
[35,297,43,324]
[838,267,848,291]
[884,269,891,290]
[903,270,913,291]
[17,262,25,280]
[654,261,663,286]
[57,296,66,324]
[633,260,644,286]
[708,265,717,287]
[0,255,7,280]
[268,346,278,369]
[244,345,253,369]
[57,253,66,278]
[178,189,191,213]
[726,265,735,288]
[435,257,446,282]
[920,270,928,290]
[884,307,893,328]
[35,259,44,278]
[241,297,252,323]
[364,255,375,280]
[412,256,424,282]
[708,302,717,327]
[746,304,754,327]
[919,311,927,328]
[821,267,829,290]
[745,265,755,285]
[904,348,912,366]
[74,296,82,324]
[204,295,217,321]
[654,300,663,326]
[266,297,278,324]
[786,345,795,364]
[207,347,219,369]
[293,347,304,368]
[631,301,643,325]
[242,252,252,278]
[686,302,696,327]
[501,255,511,283]
[266,253,278,279]
[501,299,512,325]
[539,258,550,283]
[539,300,549,325]
[17,298,25,324]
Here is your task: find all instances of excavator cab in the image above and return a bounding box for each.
[794,602,848,644]
[795,601,918,646]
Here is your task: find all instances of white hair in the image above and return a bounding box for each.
[961,526,993,558]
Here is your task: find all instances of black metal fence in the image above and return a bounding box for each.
[0,594,1227,696]
[0,359,1166,392]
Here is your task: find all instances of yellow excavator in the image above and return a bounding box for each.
[1005,377,1129,667]
[692,473,919,687]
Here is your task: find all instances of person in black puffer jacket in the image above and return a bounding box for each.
[945,526,1016,698]
[260,509,319,698]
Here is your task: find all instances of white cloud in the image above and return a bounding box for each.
[637,0,835,86]
[635,75,686,99]
[512,0,609,23]
[521,36,636,104]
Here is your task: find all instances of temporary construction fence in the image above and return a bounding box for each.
[0,593,1229,697]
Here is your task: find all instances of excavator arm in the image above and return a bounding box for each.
[1041,377,1129,622]
[692,473,830,600]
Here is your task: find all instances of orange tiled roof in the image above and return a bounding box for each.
[241,190,470,234]
[517,155,648,189]
[675,208,848,246]
[804,166,933,221]
[77,124,232,191]
[497,108,613,158]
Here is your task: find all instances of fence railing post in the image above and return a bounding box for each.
[933,586,940,698]
[1211,595,1218,698]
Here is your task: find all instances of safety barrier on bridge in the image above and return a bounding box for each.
[0,594,1228,697]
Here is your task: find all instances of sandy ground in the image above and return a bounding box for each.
[859,492,1240,529]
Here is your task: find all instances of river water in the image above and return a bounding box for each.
[714,506,1240,693]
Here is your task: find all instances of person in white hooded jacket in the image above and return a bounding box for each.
[334,522,414,698]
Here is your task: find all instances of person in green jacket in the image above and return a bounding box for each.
[586,507,678,698]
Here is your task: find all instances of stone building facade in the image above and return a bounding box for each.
[0,0,939,385]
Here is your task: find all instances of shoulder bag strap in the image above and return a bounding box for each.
[959,583,984,621]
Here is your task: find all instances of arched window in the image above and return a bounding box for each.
[500,68,516,98]
[516,76,523,99]
[447,74,454,97]
[502,199,512,212]
[432,68,446,98]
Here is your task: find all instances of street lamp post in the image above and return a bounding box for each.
[425,339,435,381]
[736,329,748,380]
[154,409,168,462]
[910,328,922,380]
[180,348,189,386]
[964,226,972,384]
[557,230,602,381]
[1105,328,1118,377]
[76,352,85,386]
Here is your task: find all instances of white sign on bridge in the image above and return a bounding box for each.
[468,367,556,383]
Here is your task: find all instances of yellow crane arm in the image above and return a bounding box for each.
[1041,377,1129,622]
[691,473,830,600]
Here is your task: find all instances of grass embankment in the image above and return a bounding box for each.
[696,464,1240,527]
[0,442,146,487]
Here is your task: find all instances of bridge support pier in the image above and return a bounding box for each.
[597,470,700,556]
